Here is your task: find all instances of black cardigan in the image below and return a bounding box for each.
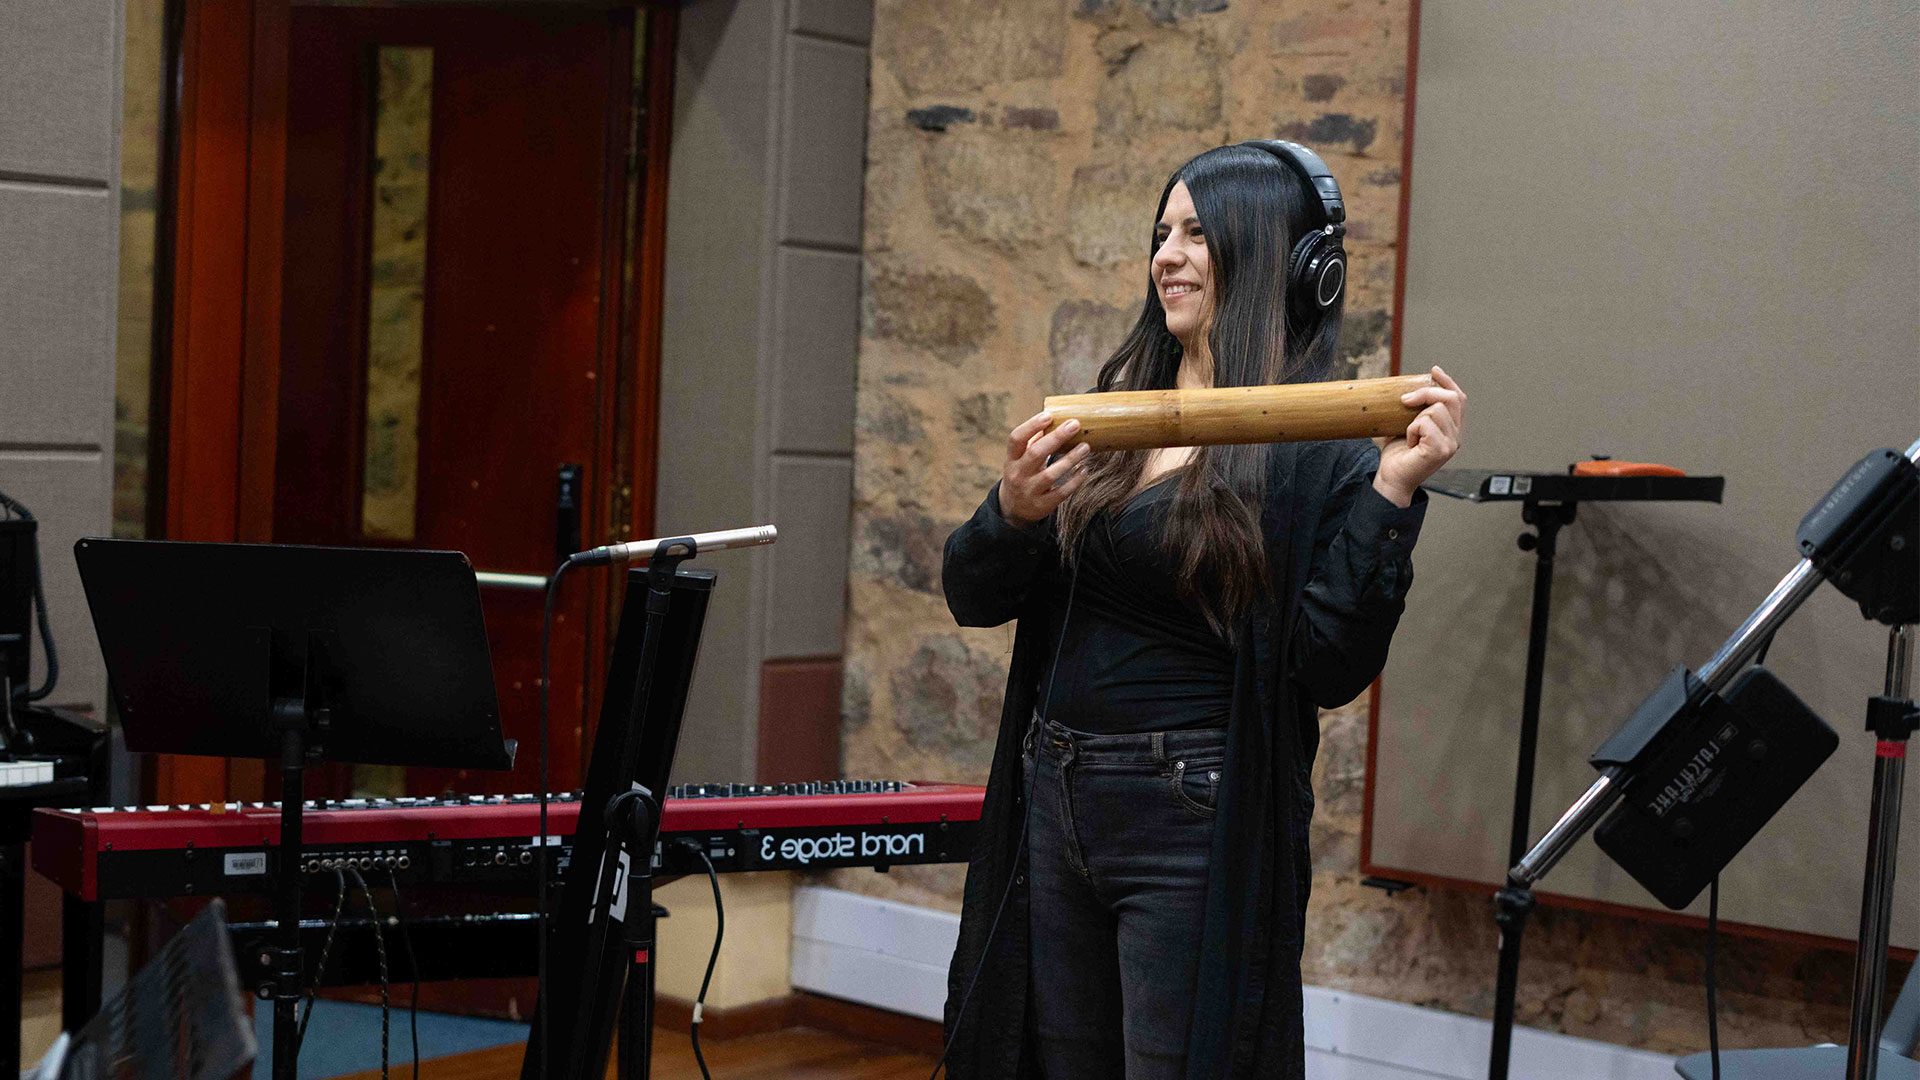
[940,438,1426,1079]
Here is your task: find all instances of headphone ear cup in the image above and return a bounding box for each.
[1286,229,1346,324]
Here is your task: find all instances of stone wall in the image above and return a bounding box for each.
[839,0,1870,1055]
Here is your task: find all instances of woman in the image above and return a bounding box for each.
[938,141,1466,1079]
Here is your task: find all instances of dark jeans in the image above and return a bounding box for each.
[1024,714,1225,1080]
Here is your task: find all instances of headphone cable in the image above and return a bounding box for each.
[928,542,1079,1079]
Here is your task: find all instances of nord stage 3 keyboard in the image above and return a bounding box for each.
[32,780,984,902]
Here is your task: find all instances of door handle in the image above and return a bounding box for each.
[474,571,549,592]
[555,463,584,567]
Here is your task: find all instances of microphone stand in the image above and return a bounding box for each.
[1510,438,1918,1079]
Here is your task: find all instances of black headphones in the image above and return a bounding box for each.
[1239,139,1348,326]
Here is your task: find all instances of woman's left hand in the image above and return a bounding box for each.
[1374,365,1466,507]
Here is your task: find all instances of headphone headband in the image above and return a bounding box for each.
[1239,138,1345,231]
[1235,139,1349,323]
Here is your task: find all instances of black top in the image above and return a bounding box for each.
[1037,473,1235,733]
[941,439,1428,1080]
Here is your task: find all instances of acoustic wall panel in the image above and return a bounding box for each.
[771,247,861,455]
[0,0,120,181]
[1371,0,1919,944]
[765,455,853,659]
[778,34,868,251]
[789,0,873,45]
[0,183,117,447]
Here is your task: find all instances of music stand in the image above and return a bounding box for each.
[72,538,513,1080]
[520,557,714,1080]
[1419,465,1724,1080]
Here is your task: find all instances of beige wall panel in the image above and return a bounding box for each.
[0,451,111,713]
[657,0,780,785]
[1374,0,1919,944]
[771,247,860,455]
[777,35,868,250]
[0,0,119,181]
[765,455,852,659]
[653,871,794,1006]
[0,183,116,447]
[789,0,872,45]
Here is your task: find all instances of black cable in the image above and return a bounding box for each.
[0,489,60,702]
[927,787,1032,1080]
[1707,876,1721,1080]
[387,869,422,1080]
[677,839,724,1080]
[347,867,392,1080]
[929,549,1080,1080]
[535,555,580,1080]
[296,870,350,1054]
[1700,633,1770,1076]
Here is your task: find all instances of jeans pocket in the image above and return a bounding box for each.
[1169,758,1222,818]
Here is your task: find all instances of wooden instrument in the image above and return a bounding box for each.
[1042,373,1434,452]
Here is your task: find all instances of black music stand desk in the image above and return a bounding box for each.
[1420,465,1724,1080]
[72,538,514,1080]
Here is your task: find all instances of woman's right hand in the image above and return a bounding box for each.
[997,411,1093,528]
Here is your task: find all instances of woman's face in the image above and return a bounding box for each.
[1152,180,1212,349]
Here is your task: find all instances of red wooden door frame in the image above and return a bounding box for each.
[155,0,674,804]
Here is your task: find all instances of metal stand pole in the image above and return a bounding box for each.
[617,796,658,1080]
[0,821,24,1074]
[1489,501,1575,1080]
[1847,624,1915,1080]
[270,718,307,1080]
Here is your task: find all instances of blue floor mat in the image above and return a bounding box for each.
[251,1000,527,1078]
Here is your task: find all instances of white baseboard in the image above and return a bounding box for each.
[791,884,959,1022]
[790,885,1677,1079]
[1301,987,1675,1080]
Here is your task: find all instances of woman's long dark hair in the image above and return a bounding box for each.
[1055,143,1345,636]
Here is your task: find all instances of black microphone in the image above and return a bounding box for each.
[567,525,777,566]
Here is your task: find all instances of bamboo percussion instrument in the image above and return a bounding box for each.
[1041,373,1434,452]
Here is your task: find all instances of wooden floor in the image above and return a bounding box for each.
[335,1028,938,1079]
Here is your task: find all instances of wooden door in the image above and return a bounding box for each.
[270,7,632,798]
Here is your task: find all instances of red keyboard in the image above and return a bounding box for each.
[32,780,985,901]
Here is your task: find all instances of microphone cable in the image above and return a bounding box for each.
[1707,877,1721,1080]
[676,838,725,1080]
[535,555,582,1080]
[386,868,422,1080]
[346,867,392,1080]
[296,870,350,1056]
